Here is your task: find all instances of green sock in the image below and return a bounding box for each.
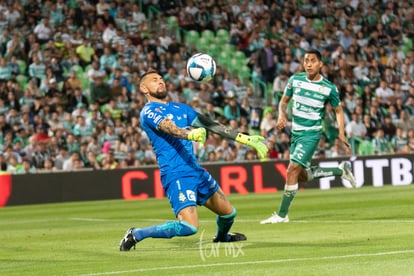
[278,184,298,218]
[308,167,342,180]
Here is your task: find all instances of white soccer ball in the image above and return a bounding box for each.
[186,53,216,82]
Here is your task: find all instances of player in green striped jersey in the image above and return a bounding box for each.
[261,49,356,224]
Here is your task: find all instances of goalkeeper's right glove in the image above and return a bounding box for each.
[187,127,206,146]
[236,133,268,159]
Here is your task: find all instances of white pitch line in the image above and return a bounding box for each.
[67,218,414,224]
[79,249,414,276]
[70,217,110,222]
[144,218,414,224]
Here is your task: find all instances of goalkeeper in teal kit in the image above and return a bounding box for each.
[260,49,356,224]
[119,69,268,251]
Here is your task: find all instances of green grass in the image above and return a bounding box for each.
[1,185,414,276]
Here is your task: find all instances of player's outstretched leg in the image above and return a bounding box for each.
[306,162,356,187]
[119,221,198,251]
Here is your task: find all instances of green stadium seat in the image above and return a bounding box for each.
[355,85,363,97]
[196,37,210,52]
[17,60,27,74]
[217,50,232,68]
[80,73,90,90]
[233,51,245,59]
[16,74,28,90]
[70,65,84,76]
[205,43,219,58]
[167,16,178,29]
[237,65,251,81]
[167,16,180,40]
[358,140,374,155]
[201,29,215,43]
[402,37,413,55]
[222,43,237,53]
[84,64,92,73]
[313,18,324,32]
[216,29,230,43]
[185,30,200,47]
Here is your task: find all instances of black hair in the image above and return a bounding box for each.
[139,68,160,86]
[140,68,159,79]
[305,49,322,61]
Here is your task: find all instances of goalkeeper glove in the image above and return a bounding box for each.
[187,127,206,146]
[236,133,268,159]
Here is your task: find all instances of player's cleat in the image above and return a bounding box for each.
[260,213,289,224]
[339,161,356,188]
[119,228,138,251]
[213,232,247,242]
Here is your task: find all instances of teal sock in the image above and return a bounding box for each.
[308,167,342,180]
[215,208,236,242]
[278,184,298,218]
[132,221,197,241]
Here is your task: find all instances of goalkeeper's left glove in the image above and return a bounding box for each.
[187,127,206,146]
[236,133,268,159]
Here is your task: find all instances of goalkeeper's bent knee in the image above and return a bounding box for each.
[218,207,237,220]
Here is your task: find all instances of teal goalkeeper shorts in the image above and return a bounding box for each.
[290,130,321,169]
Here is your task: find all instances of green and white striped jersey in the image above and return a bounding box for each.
[284,72,340,132]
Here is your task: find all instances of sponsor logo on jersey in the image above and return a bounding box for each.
[179,192,186,202]
[293,80,331,95]
[313,170,334,178]
[186,190,196,201]
[143,107,163,124]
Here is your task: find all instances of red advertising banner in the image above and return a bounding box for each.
[2,155,413,207]
[0,173,11,207]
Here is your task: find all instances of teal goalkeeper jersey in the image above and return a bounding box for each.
[284,72,340,132]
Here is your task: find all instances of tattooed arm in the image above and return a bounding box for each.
[158,117,189,139]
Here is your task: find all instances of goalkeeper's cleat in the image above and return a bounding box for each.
[119,228,138,251]
[339,161,356,188]
[260,213,289,224]
[213,232,247,243]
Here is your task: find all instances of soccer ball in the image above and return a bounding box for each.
[186,53,216,82]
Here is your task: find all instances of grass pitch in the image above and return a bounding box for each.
[1,185,414,276]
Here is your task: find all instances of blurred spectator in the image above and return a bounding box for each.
[0,58,12,82]
[372,129,393,154]
[68,87,89,112]
[260,110,276,137]
[28,56,46,86]
[87,61,106,84]
[346,112,367,148]
[31,142,51,169]
[391,127,408,153]
[63,151,83,171]
[394,110,414,136]
[381,114,397,141]
[34,16,53,45]
[90,75,111,105]
[272,70,288,105]
[223,92,241,121]
[256,38,276,86]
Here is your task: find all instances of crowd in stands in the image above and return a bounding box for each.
[0,0,414,174]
